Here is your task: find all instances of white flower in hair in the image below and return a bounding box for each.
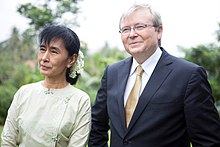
[69,50,84,78]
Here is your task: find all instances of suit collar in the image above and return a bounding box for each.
[115,48,174,135]
[117,57,133,133]
[125,48,174,133]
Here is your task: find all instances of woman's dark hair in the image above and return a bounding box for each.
[39,24,81,85]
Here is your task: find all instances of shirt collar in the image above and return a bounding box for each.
[130,47,162,76]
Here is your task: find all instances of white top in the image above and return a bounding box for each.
[1,81,91,147]
[124,48,162,106]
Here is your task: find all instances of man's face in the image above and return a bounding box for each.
[120,8,162,63]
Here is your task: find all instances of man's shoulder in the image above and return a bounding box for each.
[161,49,200,69]
[171,55,200,69]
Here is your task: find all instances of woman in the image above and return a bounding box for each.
[1,25,91,147]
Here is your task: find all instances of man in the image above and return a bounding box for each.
[89,3,220,147]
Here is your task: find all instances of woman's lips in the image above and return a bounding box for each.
[40,64,50,70]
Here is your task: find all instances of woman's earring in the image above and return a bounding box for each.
[67,65,71,68]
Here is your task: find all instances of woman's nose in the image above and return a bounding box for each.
[42,51,50,62]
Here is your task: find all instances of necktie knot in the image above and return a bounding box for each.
[136,65,144,76]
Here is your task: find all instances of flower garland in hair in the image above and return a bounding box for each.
[69,50,84,78]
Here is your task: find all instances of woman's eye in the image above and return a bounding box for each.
[40,47,46,52]
[51,50,58,54]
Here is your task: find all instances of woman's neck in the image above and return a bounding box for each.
[42,79,68,89]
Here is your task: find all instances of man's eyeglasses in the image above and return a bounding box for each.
[119,23,157,36]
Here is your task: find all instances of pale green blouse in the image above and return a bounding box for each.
[1,81,91,147]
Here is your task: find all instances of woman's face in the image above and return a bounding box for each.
[38,38,74,80]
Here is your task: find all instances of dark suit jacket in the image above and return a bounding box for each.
[89,48,220,147]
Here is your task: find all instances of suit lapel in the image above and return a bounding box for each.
[126,50,173,131]
[117,57,133,133]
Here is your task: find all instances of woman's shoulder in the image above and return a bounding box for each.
[18,81,42,93]
[67,85,90,104]
[12,81,43,105]
[69,85,89,98]
[21,81,41,87]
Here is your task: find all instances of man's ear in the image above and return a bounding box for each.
[157,26,163,41]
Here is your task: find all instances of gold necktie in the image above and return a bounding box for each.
[125,65,144,128]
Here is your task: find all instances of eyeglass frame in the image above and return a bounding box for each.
[119,23,158,36]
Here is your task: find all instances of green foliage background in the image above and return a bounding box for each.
[0,0,220,127]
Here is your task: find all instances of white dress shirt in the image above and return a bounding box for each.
[124,48,162,106]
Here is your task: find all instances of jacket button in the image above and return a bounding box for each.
[123,139,129,144]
